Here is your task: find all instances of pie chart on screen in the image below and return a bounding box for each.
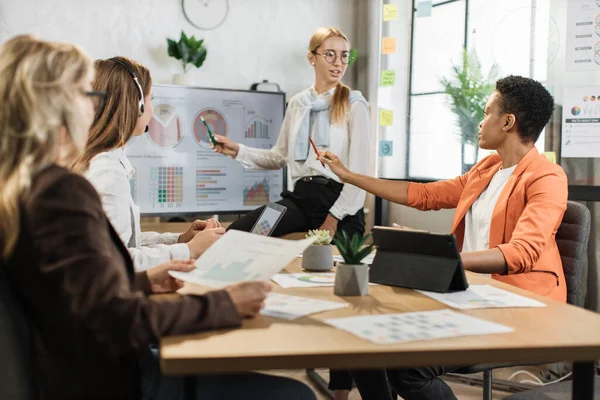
[193,108,227,145]
[147,104,183,148]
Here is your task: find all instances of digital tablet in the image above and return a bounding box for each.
[250,202,287,236]
[369,226,468,292]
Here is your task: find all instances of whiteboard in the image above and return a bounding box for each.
[125,85,286,215]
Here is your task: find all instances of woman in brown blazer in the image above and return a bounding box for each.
[0,35,316,400]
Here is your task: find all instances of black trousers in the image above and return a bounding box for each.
[350,366,463,400]
[228,177,365,240]
[228,176,365,391]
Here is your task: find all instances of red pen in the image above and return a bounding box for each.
[309,137,326,167]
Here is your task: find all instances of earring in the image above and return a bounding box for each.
[312,62,315,65]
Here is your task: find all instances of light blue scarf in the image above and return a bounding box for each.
[294,88,368,162]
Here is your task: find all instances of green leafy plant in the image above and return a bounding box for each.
[348,49,358,67]
[305,229,333,246]
[440,47,498,173]
[333,232,375,265]
[167,31,207,73]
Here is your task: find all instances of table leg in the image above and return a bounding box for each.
[306,369,335,400]
[184,375,196,400]
[572,361,595,400]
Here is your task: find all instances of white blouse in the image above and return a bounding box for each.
[235,86,370,220]
[462,165,518,252]
[86,148,190,271]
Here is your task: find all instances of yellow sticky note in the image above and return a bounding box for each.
[379,109,393,126]
[383,4,399,21]
[380,70,396,86]
[544,151,557,163]
[382,37,397,55]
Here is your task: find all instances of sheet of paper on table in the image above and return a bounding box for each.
[170,230,316,287]
[271,272,379,288]
[324,309,513,345]
[417,285,546,309]
[333,253,375,264]
[260,293,348,320]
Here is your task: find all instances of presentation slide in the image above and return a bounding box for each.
[125,85,285,215]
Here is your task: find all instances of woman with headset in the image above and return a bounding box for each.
[213,27,370,244]
[1,36,316,399]
[73,57,224,271]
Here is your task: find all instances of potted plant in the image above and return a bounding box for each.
[302,229,334,272]
[348,49,358,67]
[440,48,498,174]
[167,31,207,86]
[333,232,375,296]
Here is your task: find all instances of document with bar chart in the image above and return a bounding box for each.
[169,230,316,288]
[124,85,285,214]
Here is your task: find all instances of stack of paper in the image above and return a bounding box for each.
[417,285,546,309]
[260,293,348,320]
[324,309,513,345]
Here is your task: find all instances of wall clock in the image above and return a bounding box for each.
[182,0,229,30]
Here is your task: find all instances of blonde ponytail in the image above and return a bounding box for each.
[331,82,351,125]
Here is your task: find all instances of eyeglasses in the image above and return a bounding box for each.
[312,50,352,65]
[84,91,107,112]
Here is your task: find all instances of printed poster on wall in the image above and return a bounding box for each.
[561,86,600,158]
[566,0,600,71]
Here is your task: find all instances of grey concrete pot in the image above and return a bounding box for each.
[334,263,369,296]
[302,245,334,271]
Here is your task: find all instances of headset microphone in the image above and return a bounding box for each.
[108,57,145,117]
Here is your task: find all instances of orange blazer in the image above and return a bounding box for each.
[407,148,568,302]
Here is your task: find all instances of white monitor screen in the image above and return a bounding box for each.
[125,85,285,215]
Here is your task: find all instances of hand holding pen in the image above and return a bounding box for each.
[318,151,352,182]
[309,137,326,167]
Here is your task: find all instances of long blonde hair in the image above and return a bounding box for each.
[0,35,93,259]
[72,57,152,173]
[309,27,351,125]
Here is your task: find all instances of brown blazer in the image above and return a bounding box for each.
[5,165,241,399]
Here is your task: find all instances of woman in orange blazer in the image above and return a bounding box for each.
[319,75,568,400]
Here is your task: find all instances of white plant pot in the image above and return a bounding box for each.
[334,263,369,296]
[302,245,334,271]
[172,71,194,86]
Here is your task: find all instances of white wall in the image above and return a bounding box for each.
[0,0,357,96]
[545,0,600,311]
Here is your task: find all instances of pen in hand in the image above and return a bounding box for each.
[200,116,219,147]
[309,137,326,167]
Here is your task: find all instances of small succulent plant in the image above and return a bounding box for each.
[333,231,374,265]
[305,229,333,246]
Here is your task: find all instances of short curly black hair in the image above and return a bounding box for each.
[495,75,554,143]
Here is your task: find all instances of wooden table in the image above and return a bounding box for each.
[161,258,600,399]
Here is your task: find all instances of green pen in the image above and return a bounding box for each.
[200,116,218,146]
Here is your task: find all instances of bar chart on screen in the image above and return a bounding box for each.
[196,167,228,204]
[245,117,271,139]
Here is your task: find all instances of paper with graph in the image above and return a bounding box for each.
[417,285,546,309]
[169,230,316,287]
[324,309,513,345]
[260,293,348,320]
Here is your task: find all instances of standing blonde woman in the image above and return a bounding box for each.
[73,56,223,271]
[214,27,370,243]
[0,35,315,400]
